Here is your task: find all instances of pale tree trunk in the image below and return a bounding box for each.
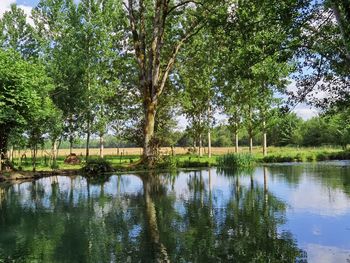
[263,120,267,156]
[234,128,239,153]
[86,128,90,160]
[52,140,58,167]
[235,133,239,153]
[199,134,203,157]
[249,130,253,154]
[248,104,253,154]
[99,134,104,158]
[208,130,211,158]
[8,146,13,163]
[69,136,73,155]
[207,103,212,158]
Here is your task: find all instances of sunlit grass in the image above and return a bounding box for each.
[7,146,349,172]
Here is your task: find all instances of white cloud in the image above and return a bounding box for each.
[305,243,350,263]
[0,1,33,26]
[0,0,16,17]
[18,4,34,26]
[286,79,320,120]
[293,103,319,120]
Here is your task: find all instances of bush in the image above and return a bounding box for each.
[217,153,255,169]
[156,156,178,170]
[82,158,114,175]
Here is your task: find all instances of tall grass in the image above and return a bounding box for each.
[217,153,256,169]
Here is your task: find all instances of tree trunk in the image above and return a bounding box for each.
[0,127,9,162]
[9,146,13,163]
[99,134,104,158]
[263,120,267,156]
[143,101,157,165]
[234,131,239,153]
[52,140,58,167]
[32,145,37,172]
[208,129,211,158]
[332,3,350,61]
[248,103,253,154]
[199,133,203,157]
[207,103,212,158]
[69,136,73,155]
[249,134,253,154]
[86,118,91,160]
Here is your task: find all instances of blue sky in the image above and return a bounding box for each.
[17,0,38,6]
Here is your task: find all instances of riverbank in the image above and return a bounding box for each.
[1,147,350,182]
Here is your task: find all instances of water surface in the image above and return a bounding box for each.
[1,162,350,262]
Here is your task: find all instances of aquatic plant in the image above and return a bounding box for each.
[217,153,256,168]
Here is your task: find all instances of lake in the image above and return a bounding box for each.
[1,161,350,262]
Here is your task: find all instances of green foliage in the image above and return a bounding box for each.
[156,156,178,170]
[82,158,114,175]
[0,49,53,154]
[217,153,256,169]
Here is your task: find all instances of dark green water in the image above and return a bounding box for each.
[1,162,350,262]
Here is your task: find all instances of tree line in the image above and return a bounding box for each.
[0,0,349,167]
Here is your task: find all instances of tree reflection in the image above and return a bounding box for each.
[0,169,304,262]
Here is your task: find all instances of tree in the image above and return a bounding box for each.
[0,49,53,164]
[0,4,39,59]
[124,0,220,165]
[177,31,217,157]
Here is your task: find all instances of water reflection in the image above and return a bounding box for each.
[1,163,350,262]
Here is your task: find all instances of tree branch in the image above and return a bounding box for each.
[156,21,205,100]
[167,1,202,16]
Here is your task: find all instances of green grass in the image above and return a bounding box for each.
[5,147,350,173]
[217,153,256,169]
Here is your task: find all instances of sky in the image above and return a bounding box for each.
[0,0,319,122]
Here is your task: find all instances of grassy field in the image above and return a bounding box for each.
[9,146,342,158]
[7,146,348,172]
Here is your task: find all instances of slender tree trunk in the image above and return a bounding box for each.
[207,130,211,158]
[0,127,9,164]
[249,130,253,154]
[207,103,212,158]
[86,118,91,160]
[263,120,267,156]
[8,146,13,163]
[52,140,58,167]
[99,134,104,158]
[248,104,253,154]
[69,136,73,155]
[32,145,37,172]
[143,101,157,164]
[199,133,203,157]
[234,130,239,153]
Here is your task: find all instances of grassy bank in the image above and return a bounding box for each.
[2,147,350,174]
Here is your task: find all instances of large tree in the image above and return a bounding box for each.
[124,0,220,165]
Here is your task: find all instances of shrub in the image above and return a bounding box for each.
[82,158,114,175]
[156,156,178,170]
